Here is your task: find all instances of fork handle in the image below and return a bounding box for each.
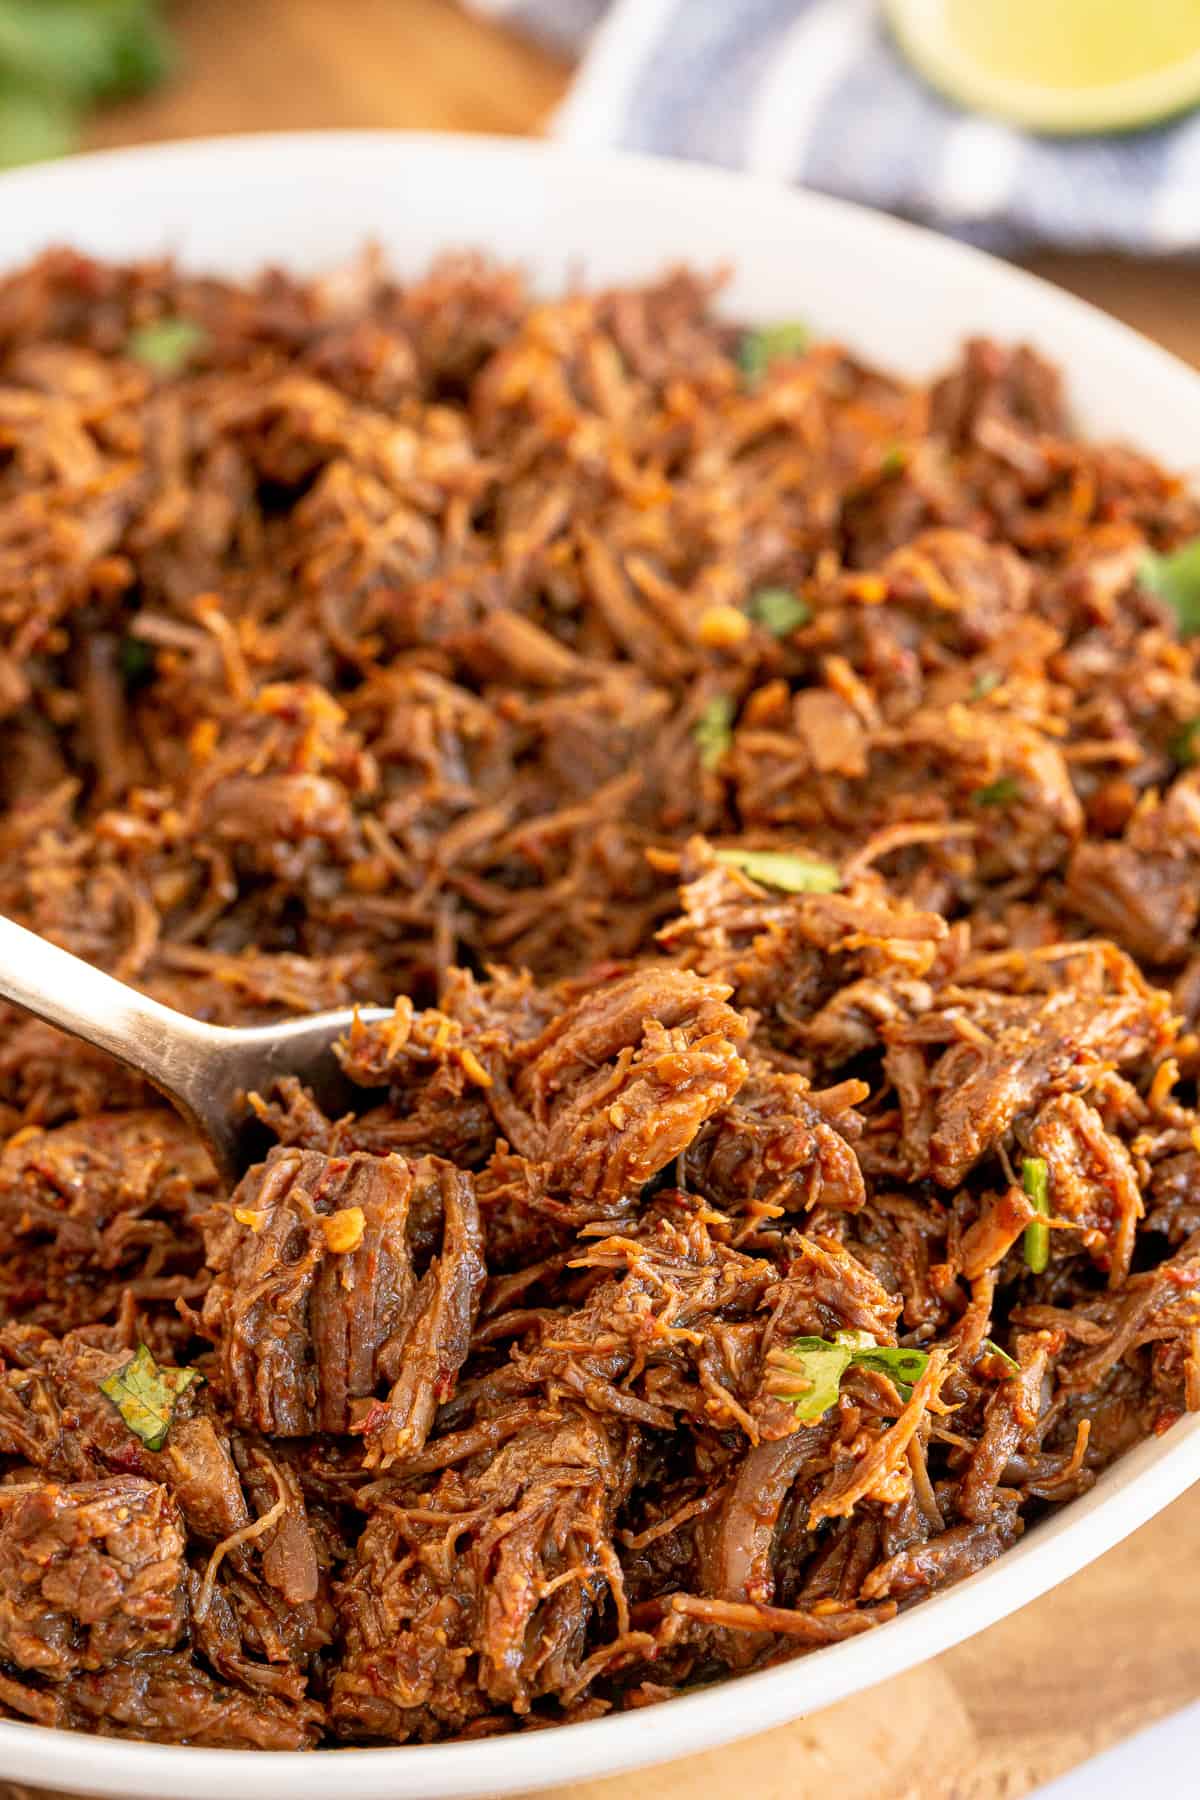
[0,913,391,1182]
[0,910,228,1126]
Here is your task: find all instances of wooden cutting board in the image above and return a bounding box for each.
[4,4,1176,1795]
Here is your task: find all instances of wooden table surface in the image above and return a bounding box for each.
[58,5,1200,1797]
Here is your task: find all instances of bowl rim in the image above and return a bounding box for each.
[0,127,1197,1799]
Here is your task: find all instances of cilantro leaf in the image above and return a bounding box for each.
[738,320,810,384]
[118,634,154,685]
[127,317,208,375]
[850,1345,933,1404]
[749,586,810,636]
[980,1337,1020,1374]
[99,1343,202,1451]
[767,1330,931,1422]
[714,846,841,894]
[972,775,1020,806]
[693,695,735,771]
[767,1334,857,1422]
[1142,536,1200,638]
[0,3,173,172]
[1171,717,1200,766]
[970,669,1003,701]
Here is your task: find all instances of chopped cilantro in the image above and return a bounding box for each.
[1171,717,1200,766]
[749,586,810,636]
[980,1337,1020,1374]
[693,695,735,771]
[768,1330,931,1422]
[127,316,207,374]
[1022,1156,1051,1275]
[972,775,1020,806]
[970,669,1003,701]
[738,320,810,384]
[99,1343,202,1452]
[1141,536,1200,638]
[714,846,841,894]
[118,634,154,684]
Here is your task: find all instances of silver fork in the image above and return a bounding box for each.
[0,913,390,1182]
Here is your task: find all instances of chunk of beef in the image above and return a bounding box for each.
[1146,1148,1200,1245]
[810,530,1035,719]
[683,1060,868,1214]
[201,1149,484,1457]
[192,681,375,881]
[331,1406,635,1738]
[660,853,945,1065]
[0,1330,337,1701]
[957,1185,1036,1281]
[931,339,1066,446]
[191,1448,336,1704]
[0,1012,152,1131]
[877,708,1084,885]
[0,1476,186,1678]
[1064,843,1197,966]
[0,1651,323,1747]
[883,950,1171,1185]
[1029,1093,1144,1286]
[859,1520,1016,1600]
[486,1197,900,1444]
[1064,773,1200,965]
[0,1325,248,1543]
[509,966,750,1205]
[0,1109,216,1306]
[1053,1240,1200,1398]
[806,1347,950,1524]
[696,1427,833,1610]
[499,1198,778,1434]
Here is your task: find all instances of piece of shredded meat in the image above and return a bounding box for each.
[0,245,1197,1749]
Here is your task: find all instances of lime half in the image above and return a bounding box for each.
[884,0,1200,135]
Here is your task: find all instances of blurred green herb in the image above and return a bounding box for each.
[1022,1155,1050,1275]
[118,634,154,684]
[693,695,735,771]
[972,775,1020,806]
[0,1,173,169]
[127,316,207,374]
[970,669,1003,701]
[738,320,810,385]
[749,586,810,637]
[714,846,841,894]
[1142,535,1200,637]
[0,72,73,166]
[1171,717,1200,766]
[880,444,907,476]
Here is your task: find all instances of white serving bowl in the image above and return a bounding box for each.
[0,130,1197,1800]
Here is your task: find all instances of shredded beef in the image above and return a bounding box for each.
[200,1148,483,1454]
[0,246,1198,1748]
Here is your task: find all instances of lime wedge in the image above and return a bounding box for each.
[884,0,1200,134]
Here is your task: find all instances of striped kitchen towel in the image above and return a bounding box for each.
[468,0,1200,252]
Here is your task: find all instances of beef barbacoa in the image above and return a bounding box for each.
[0,246,1197,1748]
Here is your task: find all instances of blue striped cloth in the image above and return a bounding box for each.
[469,0,1200,251]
